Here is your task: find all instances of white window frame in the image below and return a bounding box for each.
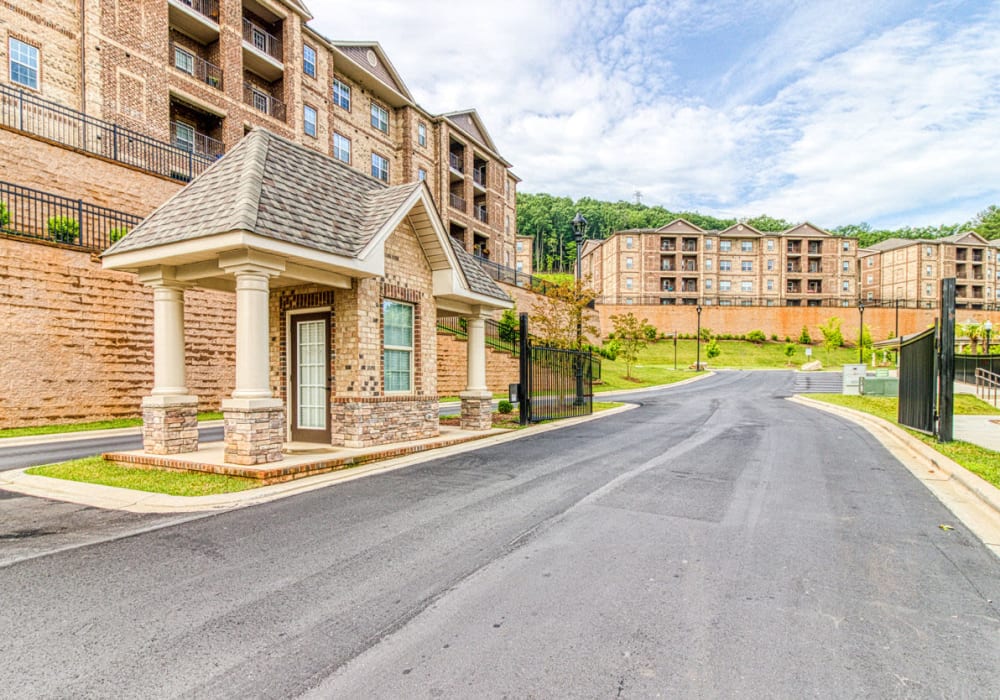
[767,259,774,271]
[333,132,350,163]
[417,122,427,147]
[843,281,850,291]
[417,168,427,181]
[173,121,195,152]
[625,278,633,290]
[741,261,753,272]
[371,101,389,133]
[720,260,731,272]
[371,152,389,182]
[625,237,633,249]
[332,78,351,110]
[719,280,731,291]
[303,104,317,137]
[767,239,775,251]
[741,281,753,292]
[625,257,633,269]
[9,38,39,90]
[720,240,732,252]
[174,46,195,75]
[741,240,752,252]
[303,44,317,78]
[383,300,414,393]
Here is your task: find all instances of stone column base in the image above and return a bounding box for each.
[460,391,494,431]
[222,398,285,466]
[141,395,199,455]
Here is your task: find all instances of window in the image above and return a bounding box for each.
[719,280,731,291]
[741,281,752,292]
[741,241,752,252]
[332,79,351,110]
[867,257,874,267]
[506,179,511,199]
[925,245,933,256]
[333,133,350,163]
[767,239,775,251]
[251,87,269,113]
[371,152,389,182]
[516,241,523,253]
[767,259,774,271]
[741,261,752,272]
[303,105,317,137]
[705,239,713,250]
[720,240,732,252]
[417,168,427,181]
[767,279,774,291]
[9,38,39,90]
[505,215,510,234]
[867,274,873,284]
[174,46,194,75]
[705,279,713,290]
[705,260,712,270]
[925,265,932,276]
[720,260,731,272]
[843,261,850,271]
[625,257,633,269]
[417,122,427,147]
[625,237,633,249]
[303,44,317,77]
[867,292,874,301]
[383,300,413,392]
[843,281,850,291]
[925,284,932,296]
[173,121,195,152]
[516,261,523,272]
[625,278,633,290]
[371,102,389,133]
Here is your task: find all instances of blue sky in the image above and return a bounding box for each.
[312,0,1000,230]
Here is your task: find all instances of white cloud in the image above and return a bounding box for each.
[309,0,1000,228]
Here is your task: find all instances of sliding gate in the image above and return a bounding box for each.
[517,314,593,424]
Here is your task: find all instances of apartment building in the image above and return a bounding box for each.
[0,0,518,262]
[582,218,858,306]
[858,232,999,309]
[515,235,534,274]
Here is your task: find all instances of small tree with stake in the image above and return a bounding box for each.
[610,311,653,380]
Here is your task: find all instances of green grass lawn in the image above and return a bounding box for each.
[26,456,262,497]
[0,412,225,440]
[804,393,1000,488]
[594,338,864,392]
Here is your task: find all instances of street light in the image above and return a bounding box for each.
[696,305,702,371]
[858,302,865,364]
[986,319,993,354]
[572,212,587,405]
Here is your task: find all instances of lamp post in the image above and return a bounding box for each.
[986,319,993,355]
[858,302,865,364]
[696,305,702,371]
[572,212,587,405]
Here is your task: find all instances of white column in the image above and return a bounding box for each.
[150,282,189,396]
[465,314,488,393]
[231,268,273,400]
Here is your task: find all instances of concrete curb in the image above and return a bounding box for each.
[593,371,714,399]
[790,396,1000,518]
[0,421,226,448]
[0,403,639,513]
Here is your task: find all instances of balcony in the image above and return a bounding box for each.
[449,192,466,212]
[973,249,983,262]
[660,239,676,252]
[682,239,698,252]
[787,281,802,293]
[956,249,968,261]
[660,259,675,271]
[171,42,223,90]
[473,165,487,189]
[808,242,822,255]
[474,204,488,223]
[787,263,802,273]
[170,121,224,159]
[787,241,802,254]
[242,18,283,81]
[807,281,823,294]
[449,152,464,174]
[807,262,821,273]
[681,280,698,293]
[681,262,697,272]
[168,0,219,44]
[243,83,285,121]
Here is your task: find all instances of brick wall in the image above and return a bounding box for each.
[0,236,235,428]
[436,331,519,396]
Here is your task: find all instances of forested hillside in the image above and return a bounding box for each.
[516,194,1000,273]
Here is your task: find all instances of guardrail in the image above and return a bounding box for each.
[975,368,1000,407]
[0,180,142,251]
[473,255,555,295]
[0,83,217,182]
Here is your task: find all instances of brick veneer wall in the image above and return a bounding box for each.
[0,236,235,428]
[436,332,520,395]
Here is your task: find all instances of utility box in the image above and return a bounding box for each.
[842,364,868,395]
[860,376,899,397]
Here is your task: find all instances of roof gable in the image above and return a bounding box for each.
[442,110,499,154]
[941,230,989,245]
[782,222,832,237]
[719,222,763,237]
[656,218,705,234]
[331,42,412,103]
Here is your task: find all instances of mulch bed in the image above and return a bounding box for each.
[440,413,520,428]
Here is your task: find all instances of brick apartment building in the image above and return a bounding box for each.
[0,0,520,263]
[582,219,859,307]
[858,232,1000,310]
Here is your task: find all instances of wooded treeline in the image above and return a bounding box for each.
[516,193,1000,273]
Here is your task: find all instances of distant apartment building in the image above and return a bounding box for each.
[858,232,999,309]
[581,219,859,306]
[515,235,534,274]
[0,0,519,262]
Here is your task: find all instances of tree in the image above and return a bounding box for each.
[798,326,812,344]
[971,205,1000,240]
[498,307,518,344]
[529,277,598,349]
[610,311,654,379]
[706,338,721,360]
[818,316,844,357]
[783,343,796,365]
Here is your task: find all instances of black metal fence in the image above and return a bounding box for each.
[596,294,1000,311]
[954,354,1000,384]
[0,181,142,251]
[524,345,594,422]
[0,83,218,182]
[898,326,937,433]
[438,316,520,356]
[474,255,555,295]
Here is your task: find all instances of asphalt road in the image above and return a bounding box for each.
[1,371,997,697]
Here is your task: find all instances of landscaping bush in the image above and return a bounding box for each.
[706,338,721,359]
[0,200,9,228]
[497,400,513,414]
[771,334,779,342]
[498,308,518,344]
[699,326,712,342]
[747,330,766,344]
[600,338,621,361]
[798,326,812,345]
[643,325,658,342]
[108,226,130,244]
[47,216,80,244]
[783,342,796,364]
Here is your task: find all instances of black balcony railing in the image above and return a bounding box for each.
[0,180,142,251]
[449,152,464,172]
[243,83,285,121]
[0,84,217,182]
[473,254,555,295]
[473,166,486,187]
[173,0,219,22]
[592,295,991,310]
[449,193,466,211]
[170,41,223,90]
[170,121,225,159]
[242,18,282,61]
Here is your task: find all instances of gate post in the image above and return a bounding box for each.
[937,278,956,442]
[518,312,530,425]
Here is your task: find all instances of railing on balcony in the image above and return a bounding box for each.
[170,42,223,90]
[808,243,822,255]
[660,262,675,271]
[474,204,488,223]
[175,0,219,22]
[170,121,225,159]
[243,18,282,62]
[0,83,215,182]
[787,243,802,254]
[449,193,466,211]
[682,241,697,252]
[243,83,285,121]
[660,242,676,251]
[472,254,555,295]
[0,180,142,251]
[681,262,696,272]
[449,152,464,172]
[473,166,486,187]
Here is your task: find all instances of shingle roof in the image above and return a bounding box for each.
[449,239,507,300]
[864,238,926,252]
[104,129,420,259]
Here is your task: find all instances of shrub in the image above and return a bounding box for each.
[785,336,792,343]
[699,326,712,342]
[746,330,766,344]
[47,216,79,244]
[108,226,130,243]
[798,326,812,345]
[771,334,779,342]
[0,201,9,228]
[643,325,658,342]
[706,338,721,359]
[819,316,844,353]
[497,400,513,414]
[783,343,796,363]
[600,338,620,361]
[498,308,518,344]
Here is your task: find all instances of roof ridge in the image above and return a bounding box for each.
[232,131,269,232]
